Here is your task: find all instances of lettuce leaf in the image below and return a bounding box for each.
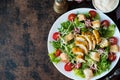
[59,21,74,36]
[73,69,85,78]
[84,13,100,20]
[74,17,85,28]
[92,13,100,20]
[99,24,115,38]
[50,41,61,49]
[48,52,61,63]
[61,21,71,29]
[95,47,110,75]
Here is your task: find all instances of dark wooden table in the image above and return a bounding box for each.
[0,0,120,80]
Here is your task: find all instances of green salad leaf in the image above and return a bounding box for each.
[59,21,74,36]
[99,24,115,38]
[95,47,110,75]
[61,21,71,29]
[74,17,85,28]
[50,41,61,49]
[73,69,85,78]
[92,13,100,20]
[84,13,90,19]
[84,12,100,20]
[48,52,61,63]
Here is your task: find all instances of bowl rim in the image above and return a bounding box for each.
[92,0,120,13]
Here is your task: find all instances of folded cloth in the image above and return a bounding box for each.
[116,5,120,20]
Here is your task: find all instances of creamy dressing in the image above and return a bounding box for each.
[93,0,119,12]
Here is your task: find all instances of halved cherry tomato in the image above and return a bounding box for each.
[101,20,110,27]
[89,10,97,18]
[108,52,116,61]
[68,13,76,21]
[64,62,74,71]
[52,32,60,40]
[109,37,118,45]
[55,49,61,57]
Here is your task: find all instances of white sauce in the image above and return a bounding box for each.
[93,0,119,13]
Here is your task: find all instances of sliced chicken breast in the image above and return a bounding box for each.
[93,30,101,44]
[83,35,93,50]
[75,41,88,54]
[76,55,86,63]
[72,47,84,56]
[91,35,97,50]
[75,35,89,48]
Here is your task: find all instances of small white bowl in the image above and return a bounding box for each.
[92,0,119,13]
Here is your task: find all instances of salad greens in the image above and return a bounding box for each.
[99,24,115,38]
[49,52,61,63]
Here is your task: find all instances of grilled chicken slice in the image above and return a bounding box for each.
[75,41,88,54]
[83,68,94,80]
[75,35,86,41]
[76,55,86,63]
[81,31,92,35]
[72,47,84,56]
[83,35,93,50]
[93,30,101,44]
[75,35,88,48]
[91,35,97,50]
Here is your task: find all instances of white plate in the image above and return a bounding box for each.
[47,8,120,80]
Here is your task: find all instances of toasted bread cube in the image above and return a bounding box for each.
[99,38,109,48]
[65,33,74,42]
[77,14,86,21]
[90,52,100,62]
[110,44,119,53]
[92,20,100,29]
[60,53,69,63]
[83,68,94,80]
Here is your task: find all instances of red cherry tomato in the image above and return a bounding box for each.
[109,37,118,45]
[55,49,61,57]
[64,62,74,71]
[68,13,76,21]
[101,20,110,27]
[52,32,60,40]
[108,52,116,61]
[89,10,97,18]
